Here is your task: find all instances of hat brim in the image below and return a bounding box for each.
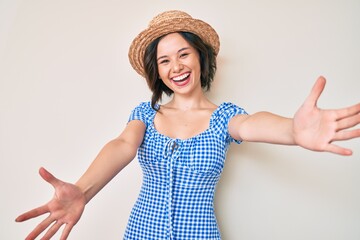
[128,17,220,77]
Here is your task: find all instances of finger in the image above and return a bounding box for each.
[304,76,326,107]
[325,143,353,156]
[60,224,74,240]
[16,205,49,222]
[336,112,360,131]
[39,167,62,188]
[41,221,64,240]
[25,216,55,240]
[335,102,360,121]
[333,129,360,142]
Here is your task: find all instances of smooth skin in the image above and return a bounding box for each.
[16,33,360,240]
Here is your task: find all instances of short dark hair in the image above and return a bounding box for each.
[143,31,217,110]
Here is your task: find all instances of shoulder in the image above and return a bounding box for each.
[134,101,152,110]
[210,102,247,143]
[216,102,247,118]
[128,101,157,126]
[132,101,158,113]
[211,102,247,129]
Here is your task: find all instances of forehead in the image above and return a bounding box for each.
[157,32,192,55]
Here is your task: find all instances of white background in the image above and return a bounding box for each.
[1,0,359,239]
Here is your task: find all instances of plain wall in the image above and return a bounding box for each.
[1,0,359,239]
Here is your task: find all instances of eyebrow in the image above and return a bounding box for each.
[157,47,190,61]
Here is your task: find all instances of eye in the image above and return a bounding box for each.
[158,59,169,65]
[180,53,189,58]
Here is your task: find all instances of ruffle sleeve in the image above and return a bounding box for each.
[212,102,248,144]
[128,101,156,128]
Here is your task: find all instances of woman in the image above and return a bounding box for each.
[16,10,360,240]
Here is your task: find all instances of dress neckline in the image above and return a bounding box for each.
[149,102,226,141]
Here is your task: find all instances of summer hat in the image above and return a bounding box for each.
[128,10,220,77]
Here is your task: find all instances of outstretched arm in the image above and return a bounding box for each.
[229,76,360,155]
[15,120,146,240]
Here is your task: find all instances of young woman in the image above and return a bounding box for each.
[16,10,360,240]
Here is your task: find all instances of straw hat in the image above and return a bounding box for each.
[128,10,220,77]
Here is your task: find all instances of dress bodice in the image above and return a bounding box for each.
[124,101,247,240]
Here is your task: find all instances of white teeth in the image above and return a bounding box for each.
[173,73,190,81]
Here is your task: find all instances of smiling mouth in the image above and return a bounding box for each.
[172,72,190,82]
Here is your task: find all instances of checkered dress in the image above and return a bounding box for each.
[124,101,247,240]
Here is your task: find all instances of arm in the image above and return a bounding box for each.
[229,76,360,155]
[15,120,146,240]
[229,111,294,145]
[76,119,145,203]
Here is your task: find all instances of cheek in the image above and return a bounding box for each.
[189,57,201,74]
[158,75,171,89]
[191,62,201,79]
[157,66,167,80]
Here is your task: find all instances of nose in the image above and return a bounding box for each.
[172,60,184,73]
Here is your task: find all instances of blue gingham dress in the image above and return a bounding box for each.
[124,101,247,240]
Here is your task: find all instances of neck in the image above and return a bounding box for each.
[166,92,213,111]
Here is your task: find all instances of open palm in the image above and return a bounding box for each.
[293,76,360,155]
[16,167,86,240]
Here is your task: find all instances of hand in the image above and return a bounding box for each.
[16,167,86,240]
[293,76,360,155]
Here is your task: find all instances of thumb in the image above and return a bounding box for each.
[304,76,326,108]
[39,167,62,188]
